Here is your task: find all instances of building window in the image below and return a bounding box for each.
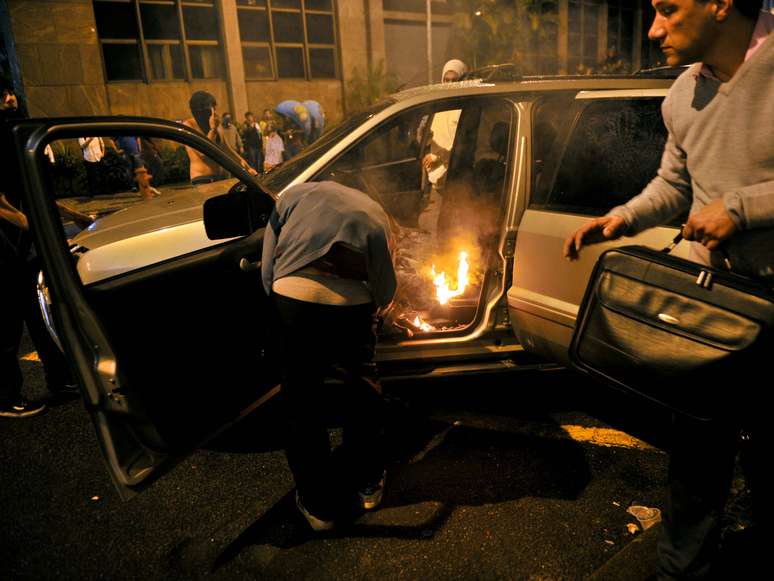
[567,0,602,74]
[237,0,338,80]
[606,0,635,71]
[93,0,225,82]
[520,1,559,75]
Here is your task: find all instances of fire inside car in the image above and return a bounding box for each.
[317,99,513,338]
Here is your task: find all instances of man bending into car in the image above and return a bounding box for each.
[564,1,772,577]
[262,180,397,531]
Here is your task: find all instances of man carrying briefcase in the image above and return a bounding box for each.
[564,1,772,578]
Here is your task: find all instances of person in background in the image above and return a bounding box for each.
[114,135,157,200]
[259,108,273,155]
[242,111,263,173]
[418,59,468,237]
[263,125,284,173]
[262,180,396,531]
[182,91,256,184]
[78,136,105,196]
[564,1,772,577]
[219,112,244,159]
[283,129,304,161]
[139,137,165,193]
[1,76,91,417]
[259,108,273,136]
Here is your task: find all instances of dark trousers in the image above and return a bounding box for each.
[83,160,103,196]
[0,251,71,402]
[657,413,760,579]
[245,146,263,173]
[273,293,385,519]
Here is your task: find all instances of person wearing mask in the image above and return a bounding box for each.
[262,180,397,531]
[182,91,255,184]
[564,2,772,577]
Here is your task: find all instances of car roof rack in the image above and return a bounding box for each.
[463,63,522,83]
[464,63,687,83]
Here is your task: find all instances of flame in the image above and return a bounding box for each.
[412,316,434,332]
[431,251,469,305]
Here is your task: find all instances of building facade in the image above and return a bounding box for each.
[2,0,674,123]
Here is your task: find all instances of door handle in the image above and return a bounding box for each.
[239,258,262,273]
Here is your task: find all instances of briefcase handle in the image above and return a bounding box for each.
[661,228,733,270]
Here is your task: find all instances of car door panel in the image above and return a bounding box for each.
[15,119,277,498]
[509,209,690,366]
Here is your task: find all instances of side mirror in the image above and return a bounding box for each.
[203,183,273,239]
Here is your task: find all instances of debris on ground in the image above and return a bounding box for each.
[627,505,661,530]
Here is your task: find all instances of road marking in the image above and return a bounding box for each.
[429,411,658,452]
[559,424,655,451]
[20,351,41,362]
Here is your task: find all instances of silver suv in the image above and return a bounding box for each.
[20,74,688,496]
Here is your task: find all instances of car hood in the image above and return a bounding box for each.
[72,179,238,250]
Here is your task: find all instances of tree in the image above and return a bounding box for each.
[344,60,400,115]
[450,0,559,75]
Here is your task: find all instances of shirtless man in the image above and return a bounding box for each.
[182,91,256,184]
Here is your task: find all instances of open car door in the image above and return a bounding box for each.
[14,118,277,499]
[508,89,690,366]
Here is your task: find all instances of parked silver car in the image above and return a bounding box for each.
[22,73,689,497]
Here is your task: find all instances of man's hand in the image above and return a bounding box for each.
[422,153,438,172]
[563,215,627,261]
[682,199,736,250]
[209,108,220,131]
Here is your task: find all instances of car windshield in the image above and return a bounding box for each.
[260,99,396,195]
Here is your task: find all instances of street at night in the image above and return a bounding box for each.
[3,333,681,580]
[3,1,770,579]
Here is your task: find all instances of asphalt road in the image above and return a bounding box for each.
[2,333,748,580]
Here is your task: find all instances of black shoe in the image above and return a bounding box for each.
[0,398,47,418]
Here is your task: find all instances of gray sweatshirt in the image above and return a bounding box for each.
[608,30,774,282]
[262,181,397,307]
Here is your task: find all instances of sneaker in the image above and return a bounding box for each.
[295,491,335,532]
[49,382,79,395]
[0,398,46,418]
[358,470,386,511]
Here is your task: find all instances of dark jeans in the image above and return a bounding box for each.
[273,293,385,519]
[0,250,71,402]
[657,413,760,579]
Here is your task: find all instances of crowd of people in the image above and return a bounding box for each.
[72,98,324,197]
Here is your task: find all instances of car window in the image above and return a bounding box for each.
[43,131,263,285]
[530,97,667,216]
[260,99,395,195]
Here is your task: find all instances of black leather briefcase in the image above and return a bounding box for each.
[570,241,774,421]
